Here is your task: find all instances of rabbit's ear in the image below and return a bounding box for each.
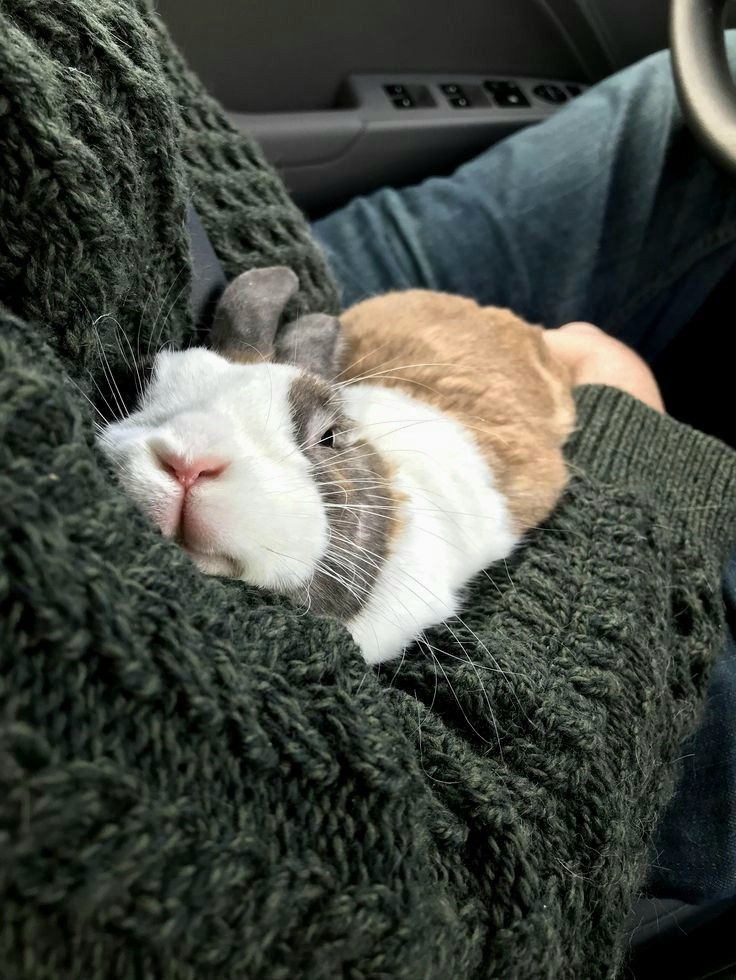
[275,313,345,379]
[209,266,298,360]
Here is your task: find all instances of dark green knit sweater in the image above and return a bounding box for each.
[1,3,735,978]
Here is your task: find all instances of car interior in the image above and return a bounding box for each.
[159,0,670,219]
[156,2,735,975]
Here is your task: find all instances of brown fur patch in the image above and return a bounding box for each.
[338,290,575,531]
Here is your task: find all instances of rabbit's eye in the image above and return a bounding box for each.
[319,428,336,449]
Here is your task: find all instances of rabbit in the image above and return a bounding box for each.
[97,267,575,664]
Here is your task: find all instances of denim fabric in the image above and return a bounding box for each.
[313,44,736,902]
[648,555,736,903]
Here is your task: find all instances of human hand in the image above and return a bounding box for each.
[543,321,665,413]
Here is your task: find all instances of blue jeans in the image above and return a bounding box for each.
[313,45,736,904]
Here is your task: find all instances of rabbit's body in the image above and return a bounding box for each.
[340,382,517,662]
[337,290,575,661]
[98,269,575,664]
[340,290,575,532]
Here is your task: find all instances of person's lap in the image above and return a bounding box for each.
[313,42,736,904]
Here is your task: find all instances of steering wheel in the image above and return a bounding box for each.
[671,0,736,175]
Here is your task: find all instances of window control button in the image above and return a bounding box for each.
[384,84,406,97]
[450,96,470,108]
[392,96,415,109]
[495,90,530,107]
[484,80,530,107]
[441,83,463,96]
[533,83,567,104]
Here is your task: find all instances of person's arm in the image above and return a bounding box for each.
[3,304,736,979]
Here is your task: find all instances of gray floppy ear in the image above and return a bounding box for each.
[210,266,299,359]
[275,313,345,379]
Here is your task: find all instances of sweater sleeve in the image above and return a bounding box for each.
[569,385,736,551]
[3,301,736,980]
[375,385,736,979]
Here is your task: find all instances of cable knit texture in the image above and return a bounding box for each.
[1,3,736,978]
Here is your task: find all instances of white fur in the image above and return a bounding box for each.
[98,349,518,665]
[99,348,328,592]
[340,384,519,664]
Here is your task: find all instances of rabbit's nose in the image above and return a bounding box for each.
[155,450,228,490]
